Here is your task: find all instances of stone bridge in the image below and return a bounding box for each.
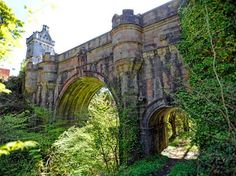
[24,0,188,158]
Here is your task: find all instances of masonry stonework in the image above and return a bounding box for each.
[24,0,187,157]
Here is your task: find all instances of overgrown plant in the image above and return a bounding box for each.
[0,140,37,156]
[0,0,24,60]
[167,160,197,176]
[0,106,65,175]
[118,93,141,165]
[177,0,236,174]
[0,82,11,94]
[0,75,28,115]
[118,155,168,176]
[45,89,120,175]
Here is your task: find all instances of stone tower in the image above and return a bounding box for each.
[26,25,55,64]
[25,25,57,109]
[112,9,142,96]
[111,10,143,162]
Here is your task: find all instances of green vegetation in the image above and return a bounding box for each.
[0,106,65,175]
[0,0,23,60]
[45,90,119,175]
[168,127,195,148]
[0,0,23,93]
[0,81,120,175]
[0,75,27,115]
[0,82,11,93]
[118,155,168,176]
[167,160,196,176]
[0,141,37,157]
[118,98,141,165]
[176,0,236,175]
[0,77,65,176]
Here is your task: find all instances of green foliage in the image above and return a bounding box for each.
[118,94,141,164]
[177,0,236,175]
[168,131,194,149]
[0,76,28,115]
[198,131,236,175]
[0,0,24,60]
[0,82,11,93]
[0,140,38,156]
[46,127,95,175]
[118,155,168,176]
[0,111,28,143]
[168,160,197,176]
[0,0,23,97]
[45,89,119,175]
[88,90,119,172]
[0,106,65,175]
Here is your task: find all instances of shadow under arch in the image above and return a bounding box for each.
[55,72,118,121]
[141,101,189,156]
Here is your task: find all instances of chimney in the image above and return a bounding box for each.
[42,25,49,31]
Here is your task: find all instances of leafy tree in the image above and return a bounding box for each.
[88,90,119,172]
[176,0,236,175]
[0,0,23,60]
[0,0,23,94]
[46,89,119,175]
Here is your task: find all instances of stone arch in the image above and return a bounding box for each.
[141,99,188,156]
[55,71,118,121]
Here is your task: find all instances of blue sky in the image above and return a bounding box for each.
[2,0,172,75]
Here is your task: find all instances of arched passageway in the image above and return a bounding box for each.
[149,107,190,154]
[142,106,192,156]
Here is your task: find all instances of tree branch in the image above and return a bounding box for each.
[204,5,235,131]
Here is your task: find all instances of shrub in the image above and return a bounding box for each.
[118,155,168,176]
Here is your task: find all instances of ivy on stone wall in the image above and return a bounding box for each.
[176,0,236,174]
[118,92,141,165]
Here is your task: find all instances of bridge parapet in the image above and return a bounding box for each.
[57,32,111,62]
[142,0,179,27]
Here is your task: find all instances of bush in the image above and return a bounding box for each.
[0,106,65,175]
[168,160,197,176]
[118,155,168,176]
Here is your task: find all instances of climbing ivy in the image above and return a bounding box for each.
[176,0,236,175]
[118,92,141,165]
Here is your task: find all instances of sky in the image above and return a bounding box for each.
[2,0,172,75]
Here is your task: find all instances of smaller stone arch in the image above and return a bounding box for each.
[141,99,189,156]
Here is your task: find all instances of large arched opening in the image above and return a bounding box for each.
[57,76,105,120]
[51,75,120,174]
[56,72,119,120]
